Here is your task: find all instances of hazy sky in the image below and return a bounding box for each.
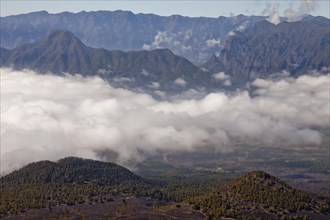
[1,0,329,18]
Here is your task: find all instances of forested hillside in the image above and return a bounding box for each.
[1,158,329,219]
[192,171,330,219]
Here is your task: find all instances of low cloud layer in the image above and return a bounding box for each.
[1,68,329,174]
[212,72,231,86]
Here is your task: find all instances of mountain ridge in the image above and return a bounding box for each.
[0,10,266,65]
[1,29,213,94]
[1,17,329,95]
[202,17,330,80]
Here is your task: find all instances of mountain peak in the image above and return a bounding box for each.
[0,31,206,92]
[150,48,174,54]
[194,170,326,219]
[40,29,87,55]
[27,10,49,16]
[46,29,81,43]
[246,170,273,179]
[230,170,292,190]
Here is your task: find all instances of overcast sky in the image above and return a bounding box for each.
[1,0,329,18]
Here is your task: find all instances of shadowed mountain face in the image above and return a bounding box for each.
[1,30,215,94]
[0,10,266,65]
[1,18,329,94]
[203,17,330,80]
[0,47,10,65]
[2,30,92,74]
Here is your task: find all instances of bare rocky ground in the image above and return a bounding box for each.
[2,195,205,220]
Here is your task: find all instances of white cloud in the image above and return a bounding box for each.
[143,31,174,50]
[261,0,318,24]
[284,0,318,22]
[112,77,134,83]
[142,31,192,53]
[149,82,160,89]
[228,31,236,37]
[213,72,229,81]
[142,44,151,50]
[223,79,232,86]
[154,90,166,98]
[212,72,232,86]
[227,23,248,37]
[97,68,110,75]
[262,2,281,25]
[1,68,329,174]
[236,25,246,31]
[141,69,150,76]
[206,38,221,47]
[174,77,187,87]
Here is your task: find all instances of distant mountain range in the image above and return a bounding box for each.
[0,10,266,65]
[0,29,214,94]
[203,16,330,80]
[0,11,329,94]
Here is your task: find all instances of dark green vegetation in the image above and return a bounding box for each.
[192,171,330,219]
[1,157,329,219]
[0,157,154,215]
[0,157,233,216]
[136,159,239,202]
[2,157,143,185]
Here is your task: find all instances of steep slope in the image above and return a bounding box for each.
[0,47,10,65]
[203,17,330,80]
[1,30,213,93]
[194,171,330,219]
[0,10,265,64]
[3,30,94,75]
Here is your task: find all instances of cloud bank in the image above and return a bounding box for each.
[1,68,329,174]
